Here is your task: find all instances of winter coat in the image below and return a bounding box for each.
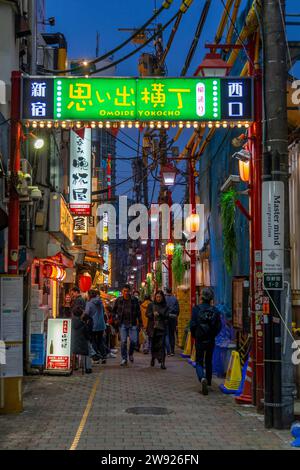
[140,299,151,328]
[165,294,180,321]
[85,297,106,332]
[70,296,86,315]
[112,296,143,328]
[71,316,89,356]
[190,303,222,344]
[146,302,169,338]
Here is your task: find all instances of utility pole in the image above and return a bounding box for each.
[262,0,294,429]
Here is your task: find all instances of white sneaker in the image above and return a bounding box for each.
[110,349,118,354]
[120,359,127,366]
[108,352,117,358]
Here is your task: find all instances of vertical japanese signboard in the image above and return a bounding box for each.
[46,319,71,371]
[262,181,284,290]
[70,128,91,215]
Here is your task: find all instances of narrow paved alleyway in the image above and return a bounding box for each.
[0,352,293,450]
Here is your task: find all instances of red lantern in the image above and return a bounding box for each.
[78,272,92,292]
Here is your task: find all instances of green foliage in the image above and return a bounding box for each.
[146,275,153,297]
[155,261,162,288]
[220,188,237,273]
[172,244,185,284]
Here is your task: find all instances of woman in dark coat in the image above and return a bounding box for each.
[71,306,92,373]
[146,290,169,370]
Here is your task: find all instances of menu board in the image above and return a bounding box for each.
[0,276,23,342]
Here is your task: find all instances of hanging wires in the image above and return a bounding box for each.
[42,0,174,75]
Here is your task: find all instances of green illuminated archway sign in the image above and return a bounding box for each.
[22,76,253,123]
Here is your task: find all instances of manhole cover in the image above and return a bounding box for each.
[125,407,172,416]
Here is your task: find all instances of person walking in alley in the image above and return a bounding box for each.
[85,290,107,364]
[112,284,143,366]
[190,288,222,395]
[71,306,93,374]
[165,288,180,356]
[146,290,170,370]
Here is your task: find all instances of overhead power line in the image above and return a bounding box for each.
[42,0,174,74]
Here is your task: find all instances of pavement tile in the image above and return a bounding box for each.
[0,352,294,450]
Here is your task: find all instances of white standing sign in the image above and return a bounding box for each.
[69,128,91,215]
[46,319,72,371]
[262,181,284,290]
[0,276,23,342]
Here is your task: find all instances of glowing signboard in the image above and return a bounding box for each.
[70,128,91,215]
[22,76,253,122]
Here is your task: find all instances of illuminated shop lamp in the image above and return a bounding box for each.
[32,121,38,128]
[133,267,138,271]
[105,122,111,128]
[135,121,140,128]
[186,121,191,128]
[161,164,177,186]
[136,250,142,261]
[98,122,104,128]
[186,213,200,233]
[78,272,92,292]
[128,121,133,128]
[239,159,250,183]
[33,137,45,150]
[141,282,146,288]
[39,121,45,128]
[166,242,175,257]
[130,275,135,279]
[120,121,125,128]
[141,240,147,245]
[196,52,231,77]
[47,121,52,128]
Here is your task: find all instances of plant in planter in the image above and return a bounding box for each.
[172,244,185,285]
[220,187,237,273]
[155,261,162,288]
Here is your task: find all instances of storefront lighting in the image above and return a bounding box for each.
[98,122,104,128]
[222,122,228,128]
[91,121,96,128]
[157,121,162,128]
[33,138,45,150]
[32,121,38,128]
[201,123,206,128]
[164,122,169,129]
[54,121,59,128]
[61,121,67,128]
[186,121,191,128]
[128,121,133,128]
[215,122,221,128]
[245,122,250,128]
[150,122,155,129]
[179,121,184,128]
[141,240,147,245]
[105,122,111,128]
[39,121,45,128]
[133,267,138,271]
[237,122,242,128]
[120,121,125,128]
[82,60,88,66]
[193,122,199,128]
[76,121,81,128]
[208,122,213,128]
[47,121,52,128]
[135,121,140,128]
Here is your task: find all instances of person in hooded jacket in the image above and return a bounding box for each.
[85,289,107,363]
[190,287,222,395]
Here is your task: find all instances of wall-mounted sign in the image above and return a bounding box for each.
[49,193,74,243]
[46,319,71,371]
[262,181,284,290]
[70,128,91,215]
[21,76,253,123]
[73,216,88,234]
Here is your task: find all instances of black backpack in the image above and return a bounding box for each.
[195,306,222,341]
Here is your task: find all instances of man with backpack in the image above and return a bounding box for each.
[190,288,222,395]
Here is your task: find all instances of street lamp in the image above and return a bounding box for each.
[232,148,251,183]
[196,52,231,77]
[161,164,177,186]
[186,213,200,234]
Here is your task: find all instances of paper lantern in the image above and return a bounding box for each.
[78,272,92,292]
[186,213,200,233]
[239,159,250,182]
[166,242,175,256]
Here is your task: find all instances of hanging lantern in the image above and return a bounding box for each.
[186,213,200,233]
[166,242,175,257]
[239,159,250,182]
[78,272,92,292]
